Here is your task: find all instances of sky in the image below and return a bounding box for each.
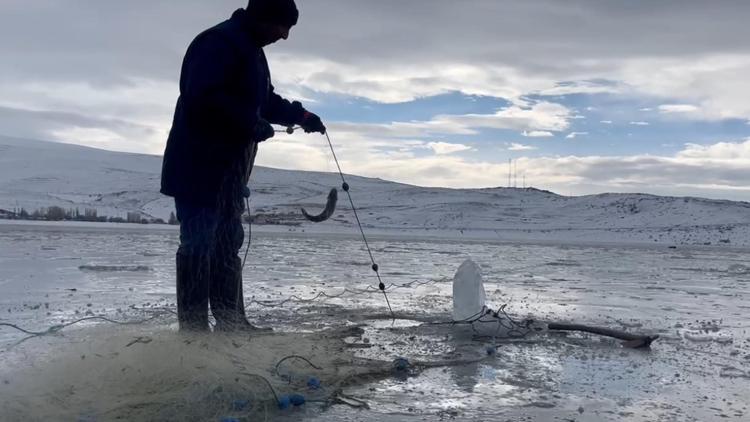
[1,0,750,201]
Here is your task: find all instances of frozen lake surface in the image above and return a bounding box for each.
[0,222,748,421]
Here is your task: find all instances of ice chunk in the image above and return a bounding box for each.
[719,367,750,379]
[452,259,486,321]
[683,330,733,344]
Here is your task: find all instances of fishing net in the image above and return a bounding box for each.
[0,316,531,421]
[0,277,536,421]
[0,320,390,421]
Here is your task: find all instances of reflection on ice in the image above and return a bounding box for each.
[79,265,153,272]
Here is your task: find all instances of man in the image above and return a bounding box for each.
[160,0,325,331]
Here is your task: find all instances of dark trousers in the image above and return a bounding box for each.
[174,196,247,330]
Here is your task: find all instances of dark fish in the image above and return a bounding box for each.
[301,188,338,223]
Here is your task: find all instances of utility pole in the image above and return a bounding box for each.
[508,158,511,188]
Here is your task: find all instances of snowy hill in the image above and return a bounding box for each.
[1,135,748,246]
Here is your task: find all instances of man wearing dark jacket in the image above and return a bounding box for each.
[161,0,325,331]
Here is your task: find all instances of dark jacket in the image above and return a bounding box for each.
[161,8,304,206]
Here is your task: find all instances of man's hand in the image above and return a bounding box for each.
[253,118,275,142]
[300,111,326,134]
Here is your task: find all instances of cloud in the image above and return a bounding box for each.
[333,101,572,137]
[429,101,572,133]
[0,105,162,153]
[2,0,750,133]
[613,55,750,120]
[535,80,622,96]
[629,121,650,126]
[658,104,700,113]
[256,136,750,200]
[332,120,475,139]
[262,104,750,196]
[0,77,176,154]
[566,131,589,139]
[522,130,554,137]
[600,120,613,124]
[326,101,571,139]
[508,143,537,151]
[534,139,750,198]
[426,142,473,155]
[677,139,750,159]
[282,3,750,121]
[271,57,549,104]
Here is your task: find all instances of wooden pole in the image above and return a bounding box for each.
[547,322,659,348]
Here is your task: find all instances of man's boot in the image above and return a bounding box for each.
[176,253,210,332]
[210,255,271,332]
[210,210,270,332]
[210,254,261,331]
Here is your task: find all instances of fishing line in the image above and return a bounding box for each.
[239,127,396,320]
[242,196,252,268]
[322,131,395,319]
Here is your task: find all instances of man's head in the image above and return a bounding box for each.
[246,0,298,46]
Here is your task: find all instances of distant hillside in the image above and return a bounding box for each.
[1,135,748,246]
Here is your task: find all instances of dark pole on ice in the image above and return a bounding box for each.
[547,322,659,348]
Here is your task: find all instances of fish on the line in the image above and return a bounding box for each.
[301,188,338,223]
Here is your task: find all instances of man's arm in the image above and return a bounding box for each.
[262,84,306,127]
[264,85,327,134]
[180,32,260,143]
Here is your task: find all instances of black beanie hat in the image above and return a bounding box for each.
[247,0,299,27]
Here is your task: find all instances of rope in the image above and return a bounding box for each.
[274,355,323,384]
[0,312,171,351]
[423,305,532,339]
[238,372,280,404]
[0,314,167,337]
[243,196,252,268]
[323,131,394,318]
[233,196,252,320]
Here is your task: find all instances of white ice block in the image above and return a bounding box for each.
[452,259,486,321]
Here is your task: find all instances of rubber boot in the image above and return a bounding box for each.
[209,207,271,333]
[210,252,245,328]
[176,253,210,332]
[210,255,271,332]
[210,254,271,333]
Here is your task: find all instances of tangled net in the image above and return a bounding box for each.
[0,278,534,421]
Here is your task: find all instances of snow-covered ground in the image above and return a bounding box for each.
[0,224,748,421]
[1,135,749,247]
